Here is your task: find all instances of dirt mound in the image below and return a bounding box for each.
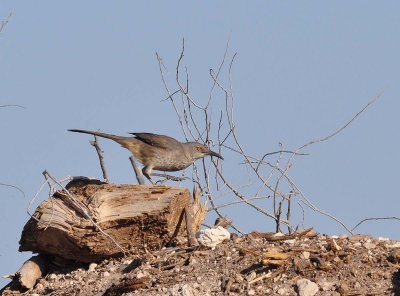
[2,233,400,295]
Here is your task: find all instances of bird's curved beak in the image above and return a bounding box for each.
[208,150,224,160]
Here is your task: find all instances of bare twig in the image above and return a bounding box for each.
[0,182,25,198]
[90,135,109,183]
[296,93,383,152]
[156,39,382,236]
[352,216,400,232]
[0,12,12,33]
[0,104,24,108]
[129,156,146,185]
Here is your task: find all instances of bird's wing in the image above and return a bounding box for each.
[130,133,181,149]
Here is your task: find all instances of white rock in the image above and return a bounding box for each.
[137,270,149,279]
[88,263,97,272]
[48,273,58,281]
[318,279,335,291]
[277,287,289,295]
[301,251,310,260]
[170,284,199,296]
[285,239,296,245]
[273,232,284,237]
[296,279,319,296]
[103,271,110,277]
[196,226,230,247]
[247,289,256,295]
[363,241,376,250]
[388,242,400,248]
[122,259,133,265]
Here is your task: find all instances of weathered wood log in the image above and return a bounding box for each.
[19,179,205,262]
[2,255,48,291]
[16,255,48,290]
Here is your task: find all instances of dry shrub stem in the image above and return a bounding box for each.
[90,135,109,183]
[155,39,382,235]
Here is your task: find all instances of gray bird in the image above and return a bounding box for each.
[68,129,223,182]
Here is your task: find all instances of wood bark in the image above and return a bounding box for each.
[19,179,205,262]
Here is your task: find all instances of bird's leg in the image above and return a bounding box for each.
[142,167,154,184]
[151,173,188,182]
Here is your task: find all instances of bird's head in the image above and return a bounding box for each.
[186,142,224,161]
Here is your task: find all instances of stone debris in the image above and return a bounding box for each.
[195,226,230,247]
[296,279,318,296]
[2,232,400,295]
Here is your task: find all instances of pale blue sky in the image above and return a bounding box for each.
[1,1,399,287]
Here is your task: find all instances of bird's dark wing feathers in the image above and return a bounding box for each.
[129,133,181,149]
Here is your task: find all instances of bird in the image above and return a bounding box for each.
[68,129,223,182]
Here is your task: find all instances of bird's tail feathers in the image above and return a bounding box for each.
[68,129,127,142]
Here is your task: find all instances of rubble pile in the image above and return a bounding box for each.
[2,232,400,296]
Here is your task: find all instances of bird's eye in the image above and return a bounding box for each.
[196,146,206,152]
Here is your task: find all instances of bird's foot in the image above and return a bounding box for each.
[152,173,188,183]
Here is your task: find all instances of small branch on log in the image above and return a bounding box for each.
[184,205,198,247]
[129,156,146,185]
[90,135,109,183]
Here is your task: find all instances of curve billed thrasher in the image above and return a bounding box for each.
[68,129,223,182]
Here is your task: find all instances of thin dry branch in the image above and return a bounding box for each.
[0,104,24,108]
[0,182,25,198]
[296,93,383,152]
[129,156,146,185]
[90,135,109,183]
[156,40,382,236]
[352,216,400,232]
[0,12,12,33]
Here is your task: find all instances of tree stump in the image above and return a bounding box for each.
[19,179,204,262]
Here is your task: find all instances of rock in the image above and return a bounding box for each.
[285,239,296,245]
[170,283,199,296]
[301,251,310,260]
[247,289,256,295]
[349,234,371,241]
[318,279,335,291]
[388,248,400,263]
[235,273,244,283]
[363,241,376,250]
[338,282,349,294]
[388,242,400,248]
[196,226,230,247]
[246,271,257,281]
[88,263,97,272]
[277,287,291,295]
[296,279,319,296]
[378,237,389,241]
